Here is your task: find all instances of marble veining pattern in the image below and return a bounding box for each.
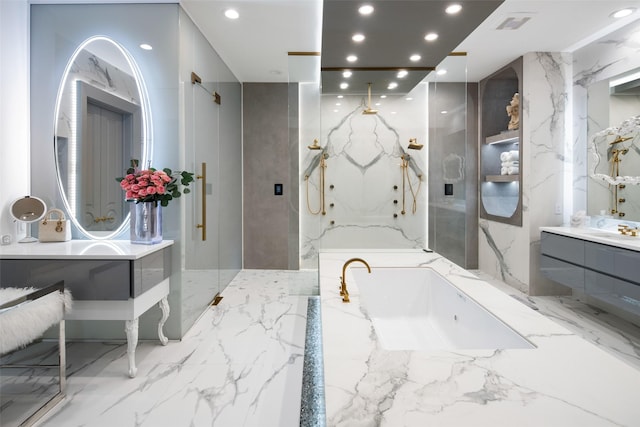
[480,52,570,295]
[321,251,640,426]
[300,88,428,269]
[3,268,640,426]
[1,270,313,427]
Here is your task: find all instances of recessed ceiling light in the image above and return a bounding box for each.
[343,70,352,78]
[441,110,448,114]
[445,4,462,15]
[336,103,341,106]
[409,54,421,62]
[375,102,381,106]
[337,95,344,99]
[388,82,398,89]
[340,82,349,89]
[424,32,438,42]
[380,95,387,99]
[139,43,153,50]
[224,9,239,19]
[359,4,374,15]
[397,70,408,78]
[346,55,358,62]
[352,33,365,42]
[334,109,339,113]
[406,97,413,101]
[611,8,635,19]
[437,69,447,75]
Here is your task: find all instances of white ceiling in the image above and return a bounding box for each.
[180,0,640,84]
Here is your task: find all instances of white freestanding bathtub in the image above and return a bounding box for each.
[351,267,534,351]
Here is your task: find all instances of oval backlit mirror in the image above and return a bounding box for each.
[53,36,151,239]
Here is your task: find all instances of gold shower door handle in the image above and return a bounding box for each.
[196,162,207,241]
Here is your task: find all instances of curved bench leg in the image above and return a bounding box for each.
[158,296,170,346]
[124,318,139,378]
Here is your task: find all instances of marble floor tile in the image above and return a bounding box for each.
[1,270,313,427]
[472,270,640,370]
[3,268,640,426]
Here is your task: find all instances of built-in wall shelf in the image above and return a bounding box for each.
[479,56,523,226]
[485,174,519,182]
[485,130,519,145]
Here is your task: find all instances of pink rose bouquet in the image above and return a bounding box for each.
[116,159,194,207]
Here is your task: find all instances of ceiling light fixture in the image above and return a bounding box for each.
[139,43,153,50]
[437,69,447,75]
[409,54,421,62]
[611,8,635,19]
[343,70,352,78]
[359,4,374,15]
[397,70,408,78]
[346,55,358,62]
[340,82,349,89]
[388,82,398,89]
[424,32,438,42]
[445,4,462,15]
[337,95,344,99]
[224,9,239,19]
[380,95,387,99]
[352,33,365,42]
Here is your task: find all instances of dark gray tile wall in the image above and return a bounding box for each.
[243,83,299,269]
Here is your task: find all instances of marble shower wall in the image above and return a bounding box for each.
[300,85,428,268]
[573,19,640,222]
[479,52,571,295]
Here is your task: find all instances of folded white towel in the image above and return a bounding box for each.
[501,160,519,168]
[501,166,508,175]
[507,166,519,175]
[500,150,520,162]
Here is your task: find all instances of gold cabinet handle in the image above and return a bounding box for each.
[196,162,206,241]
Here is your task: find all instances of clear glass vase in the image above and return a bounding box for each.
[130,201,162,244]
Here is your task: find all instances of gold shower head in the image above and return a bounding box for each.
[362,83,378,115]
[308,139,322,150]
[407,138,423,150]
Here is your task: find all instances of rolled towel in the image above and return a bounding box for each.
[500,150,520,162]
[507,166,519,175]
[501,160,519,168]
[501,166,508,175]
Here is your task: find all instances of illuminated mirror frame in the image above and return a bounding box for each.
[53,35,152,240]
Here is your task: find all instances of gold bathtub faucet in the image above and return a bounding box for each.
[340,258,371,303]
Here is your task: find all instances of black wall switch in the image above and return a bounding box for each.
[274,183,283,195]
[444,183,453,196]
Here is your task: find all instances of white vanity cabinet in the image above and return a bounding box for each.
[0,240,173,377]
[540,228,640,316]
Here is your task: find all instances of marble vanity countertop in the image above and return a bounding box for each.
[319,250,640,426]
[540,226,640,251]
[0,239,173,260]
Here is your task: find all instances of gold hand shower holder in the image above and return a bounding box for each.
[400,154,422,215]
[305,152,327,215]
